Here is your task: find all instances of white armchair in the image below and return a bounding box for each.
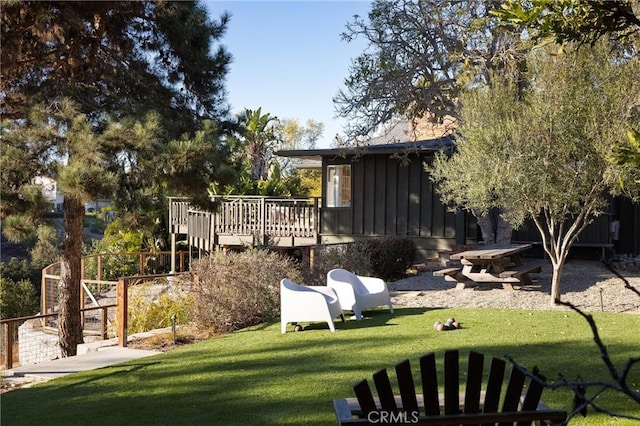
[327,269,394,321]
[280,278,345,333]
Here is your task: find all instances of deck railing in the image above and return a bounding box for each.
[170,196,320,249]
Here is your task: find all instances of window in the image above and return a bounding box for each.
[327,165,351,207]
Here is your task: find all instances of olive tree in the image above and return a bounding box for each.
[429,41,640,305]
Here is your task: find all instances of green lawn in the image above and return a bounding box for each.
[3,307,639,425]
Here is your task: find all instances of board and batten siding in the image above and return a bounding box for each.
[321,153,457,240]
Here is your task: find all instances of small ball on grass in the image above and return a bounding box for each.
[293,324,303,332]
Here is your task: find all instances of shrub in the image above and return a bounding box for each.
[190,250,302,334]
[125,278,194,334]
[0,258,41,293]
[0,276,39,320]
[357,238,416,281]
[85,227,145,279]
[305,238,416,284]
[304,243,372,286]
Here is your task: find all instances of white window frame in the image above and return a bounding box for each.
[326,165,351,207]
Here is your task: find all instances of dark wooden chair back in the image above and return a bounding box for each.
[334,349,567,425]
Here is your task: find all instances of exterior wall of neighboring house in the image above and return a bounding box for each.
[33,176,64,211]
[34,177,113,213]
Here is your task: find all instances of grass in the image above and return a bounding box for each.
[2,307,639,425]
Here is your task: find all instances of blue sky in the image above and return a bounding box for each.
[204,1,372,148]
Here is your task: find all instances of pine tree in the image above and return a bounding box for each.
[1,1,235,356]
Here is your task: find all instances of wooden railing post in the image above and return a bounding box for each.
[101,306,108,340]
[170,234,177,273]
[261,197,267,245]
[41,266,48,327]
[313,197,320,237]
[5,322,13,370]
[139,253,145,275]
[80,257,86,328]
[117,278,128,347]
[97,254,103,292]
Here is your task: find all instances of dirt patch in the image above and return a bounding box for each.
[390,259,640,314]
[126,326,211,352]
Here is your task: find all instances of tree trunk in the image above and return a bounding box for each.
[58,195,85,357]
[477,208,512,245]
[550,260,564,306]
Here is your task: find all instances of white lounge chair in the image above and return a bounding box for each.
[280,278,345,333]
[327,269,394,321]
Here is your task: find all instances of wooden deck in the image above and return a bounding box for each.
[169,196,321,252]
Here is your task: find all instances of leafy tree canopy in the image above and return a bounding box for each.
[493,0,640,46]
[429,41,640,304]
[1,1,231,135]
[334,0,524,140]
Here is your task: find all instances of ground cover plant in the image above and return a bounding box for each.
[2,307,638,425]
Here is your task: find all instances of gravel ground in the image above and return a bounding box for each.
[389,259,640,314]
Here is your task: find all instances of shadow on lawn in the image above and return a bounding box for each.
[300,307,437,332]
[3,310,638,425]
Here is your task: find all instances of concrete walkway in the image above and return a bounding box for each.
[2,338,161,391]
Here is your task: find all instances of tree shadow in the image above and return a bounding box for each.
[299,307,436,331]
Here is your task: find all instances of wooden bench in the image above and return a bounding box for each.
[334,349,567,425]
[433,268,469,290]
[498,261,544,287]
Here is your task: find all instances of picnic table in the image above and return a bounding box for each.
[434,244,543,290]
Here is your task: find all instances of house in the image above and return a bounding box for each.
[168,136,638,267]
[33,176,64,212]
[34,177,113,214]
[276,136,476,258]
[168,137,477,262]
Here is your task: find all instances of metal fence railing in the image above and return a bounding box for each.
[1,305,115,369]
[1,251,191,370]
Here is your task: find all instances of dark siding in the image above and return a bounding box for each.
[421,174,434,236]
[321,151,463,247]
[408,158,422,237]
[432,189,446,237]
[385,157,398,234]
[374,156,386,235]
[512,212,613,244]
[445,210,457,238]
[363,157,376,234]
[615,197,640,255]
[352,158,365,235]
[396,161,410,236]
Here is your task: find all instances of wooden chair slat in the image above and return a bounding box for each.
[464,351,484,414]
[396,359,419,413]
[353,379,377,416]
[335,351,567,426]
[483,357,506,416]
[420,352,440,416]
[500,366,527,426]
[443,349,460,415]
[373,368,398,412]
[516,371,545,426]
